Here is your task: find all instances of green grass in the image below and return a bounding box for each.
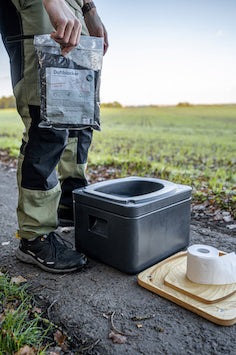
[0,106,235,215]
[90,105,236,215]
[0,109,24,157]
[0,272,51,354]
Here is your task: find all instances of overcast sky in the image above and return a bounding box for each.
[0,0,235,105]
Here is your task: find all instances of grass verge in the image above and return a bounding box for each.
[0,271,51,354]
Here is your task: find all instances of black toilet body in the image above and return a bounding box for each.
[73,177,192,274]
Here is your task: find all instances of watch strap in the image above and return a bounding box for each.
[82,2,96,15]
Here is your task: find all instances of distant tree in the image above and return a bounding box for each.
[101,101,123,108]
[147,105,159,108]
[0,95,16,109]
[113,101,122,108]
[176,102,194,107]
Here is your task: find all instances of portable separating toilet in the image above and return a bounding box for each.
[73,177,192,274]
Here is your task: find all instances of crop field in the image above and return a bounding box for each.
[0,106,235,216]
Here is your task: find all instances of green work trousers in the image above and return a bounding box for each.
[0,0,93,239]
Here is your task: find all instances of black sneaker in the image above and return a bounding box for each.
[58,206,74,227]
[15,232,86,273]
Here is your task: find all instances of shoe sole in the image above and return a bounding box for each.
[15,248,86,274]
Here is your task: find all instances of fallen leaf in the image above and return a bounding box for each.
[213,214,222,221]
[54,329,66,345]
[136,323,142,328]
[223,216,232,223]
[91,278,99,282]
[0,313,6,322]
[32,306,42,314]
[54,330,67,351]
[109,331,127,344]
[222,211,230,216]
[2,241,10,246]
[227,224,236,230]
[11,276,27,284]
[193,204,206,211]
[4,309,17,317]
[14,345,36,355]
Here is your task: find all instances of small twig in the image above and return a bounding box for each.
[111,311,138,337]
[91,278,99,282]
[58,274,67,279]
[32,311,74,346]
[131,314,155,321]
[81,338,101,351]
[29,284,46,292]
[39,283,55,291]
[88,286,102,301]
[47,299,57,319]
[72,332,81,344]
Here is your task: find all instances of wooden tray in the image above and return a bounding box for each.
[164,253,236,304]
[138,251,236,326]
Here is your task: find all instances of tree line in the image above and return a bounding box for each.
[0,96,202,109]
[0,96,16,109]
[0,96,123,109]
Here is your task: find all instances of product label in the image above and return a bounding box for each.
[46,67,95,125]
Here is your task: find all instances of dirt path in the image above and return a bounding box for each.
[0,164,235,354]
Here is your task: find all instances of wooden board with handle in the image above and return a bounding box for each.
[164,252,236,304]
[138,251,236,326]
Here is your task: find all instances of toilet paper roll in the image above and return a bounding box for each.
[186,244,236,285]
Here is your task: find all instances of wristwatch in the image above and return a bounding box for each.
[82,1,96,16]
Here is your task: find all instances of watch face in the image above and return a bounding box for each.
[82,1,95,14]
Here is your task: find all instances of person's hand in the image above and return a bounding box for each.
[43,0,82,56]
[84,8,109,55]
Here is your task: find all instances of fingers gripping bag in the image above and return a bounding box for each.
[34,34,103,130]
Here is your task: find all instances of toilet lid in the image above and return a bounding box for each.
[83,176,177,204]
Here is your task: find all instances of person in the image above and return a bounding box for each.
[0,0,108,273]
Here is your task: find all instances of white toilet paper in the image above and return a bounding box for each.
[186,244,236,285]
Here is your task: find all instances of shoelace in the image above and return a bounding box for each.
[47,232,74,258]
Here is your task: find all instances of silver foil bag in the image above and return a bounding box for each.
[34,34,103,130]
